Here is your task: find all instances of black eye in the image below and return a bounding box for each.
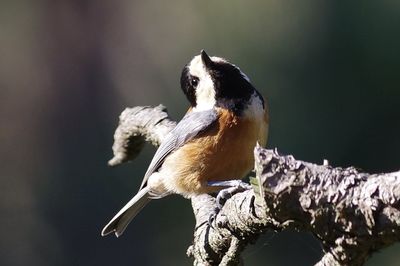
[190,77,199,88]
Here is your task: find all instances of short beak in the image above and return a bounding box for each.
[200,49,213,68]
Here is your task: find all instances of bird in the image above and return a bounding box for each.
[101,50,269,237]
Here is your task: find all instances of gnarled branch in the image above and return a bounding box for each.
[108,105,400,266]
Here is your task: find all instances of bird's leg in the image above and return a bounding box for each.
[208,180,252,208]
[207,180,251,224]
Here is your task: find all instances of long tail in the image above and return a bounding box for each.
[101,186,151,237]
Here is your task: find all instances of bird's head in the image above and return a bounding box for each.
[180,50,255,112]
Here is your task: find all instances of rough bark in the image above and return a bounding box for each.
[107,105,176,166]
[108,105,400,266]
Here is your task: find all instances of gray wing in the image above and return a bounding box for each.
[139,109,218,190]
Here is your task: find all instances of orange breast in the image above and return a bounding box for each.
[161,107,268,197]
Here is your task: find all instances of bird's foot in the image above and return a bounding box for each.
[207,180,251,225]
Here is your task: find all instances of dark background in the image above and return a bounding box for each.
[1,1,400,265]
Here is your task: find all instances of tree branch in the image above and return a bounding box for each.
[108,105,400,266]
[108,105,176,166]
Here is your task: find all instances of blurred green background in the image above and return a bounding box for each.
[1,1,400,265]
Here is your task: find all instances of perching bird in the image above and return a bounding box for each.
[102,50,269,237]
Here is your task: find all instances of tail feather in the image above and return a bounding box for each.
[101,187,151,237]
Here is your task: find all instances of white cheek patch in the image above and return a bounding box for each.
[195,77,215,111]
[244,92,265,119]
[188,55,216,112]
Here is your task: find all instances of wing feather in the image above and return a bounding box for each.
[139,109,218,190]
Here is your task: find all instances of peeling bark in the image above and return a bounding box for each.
[107,105,400,266]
